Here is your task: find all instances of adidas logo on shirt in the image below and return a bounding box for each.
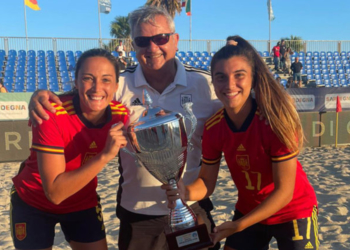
[89,141,97,149]
[305,241,314,249]
[237,144,246,151]
[131,98,142,106]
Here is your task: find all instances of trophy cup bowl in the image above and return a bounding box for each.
[122,90,212,250]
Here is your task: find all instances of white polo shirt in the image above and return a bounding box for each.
[115,58,222,215]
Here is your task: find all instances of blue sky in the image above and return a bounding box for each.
[1,0,350,41]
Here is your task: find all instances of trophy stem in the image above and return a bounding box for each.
[169,179,197,233]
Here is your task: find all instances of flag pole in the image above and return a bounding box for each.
[189,0,192,51]
[23,0,28,51]
[97,0,102,48]
[335,111,339,147]
[268,0,271,52]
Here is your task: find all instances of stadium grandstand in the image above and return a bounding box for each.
[1,37,350,92]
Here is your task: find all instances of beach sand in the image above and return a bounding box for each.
[1,146,350,249]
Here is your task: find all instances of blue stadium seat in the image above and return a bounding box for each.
[339,73,345,79]
[333,79,339,87]
[38,50,45,57]
[8,50,17,57]
[62,82,73,92]
[340,79,347,86]
[262,51,269,57]
[75,51,82,58]
[323,74,330,80]
[4,82,13,92]
[14,82,24,92]
[201,51,209,57]
[0,49,5,58]
[111,51,118,57]
[313,64,320,70]
[194,51,201,57]
[340,51,346,57]
[26,70,35,77]
[334,51,339,57]
[177,51,185,58]
[330,73,337,79]
[47,50,54,57]
[326,51,333,57]
[321,69,328,74]
[313,51,319,57]
[38,82,48,90]
[324,79,331,87]
[15,76,25,84]
[186,51,193,57]
[306,51,312,57]
[338,68,344,74]
[185,61,195,67]
[315,79,323,86]
[4,76,14,84]
[49,83,59,92]
[27,50,36,57]
[18,50,26,58]
[27,76,36,84]
[38,76,47,84]
[16,70,25,77]
[61,76,70,84]
[210,51,216,57]
[307,74,314,80]
[314,74,322,80]
[26,82,36,92]
[299,51,305,57]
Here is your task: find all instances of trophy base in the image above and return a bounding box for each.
[165,224,212,250]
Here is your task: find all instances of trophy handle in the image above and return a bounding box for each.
[121,148,142,168]
[182,102,197,151]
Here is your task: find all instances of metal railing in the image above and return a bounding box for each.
[1,37,350,54]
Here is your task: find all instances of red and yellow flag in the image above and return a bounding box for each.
[25,0,40,11]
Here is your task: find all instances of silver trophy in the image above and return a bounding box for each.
[122,89,198,232]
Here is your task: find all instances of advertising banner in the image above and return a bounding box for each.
[287,87,350,112]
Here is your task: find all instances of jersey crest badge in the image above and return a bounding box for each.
[180,94,192,107]
[236,155,250,170]
[15,223,26,241]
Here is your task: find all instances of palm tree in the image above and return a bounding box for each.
[282,35,304,53]
[145,0,182,19]
[109,16,132,53]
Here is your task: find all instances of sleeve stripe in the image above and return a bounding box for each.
[271,150,299,162]
[112,112,128,115]
[32,145,64,154]
[202,157,221,165]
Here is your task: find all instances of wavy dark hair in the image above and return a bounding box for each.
[211,35,304,151]
[75,48,120,82]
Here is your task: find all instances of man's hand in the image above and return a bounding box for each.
[29,90,62,126]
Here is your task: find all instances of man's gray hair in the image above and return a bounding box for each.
[128,5,175,39]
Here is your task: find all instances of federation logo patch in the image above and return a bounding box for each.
[15,223,26,241]
[236,155,250,170]
[180,94,192,107]
[82,152,98,165]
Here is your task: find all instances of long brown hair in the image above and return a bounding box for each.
[211,35,303,151]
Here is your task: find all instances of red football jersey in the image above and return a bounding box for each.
[13,94,129,214]
[202,103,317,225]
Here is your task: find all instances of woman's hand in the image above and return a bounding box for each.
[101,122,128,162]
[210,221,241,245]
[161,178,186,209]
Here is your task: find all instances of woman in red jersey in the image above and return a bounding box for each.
[163,36,318,250]
[11,49,129,250]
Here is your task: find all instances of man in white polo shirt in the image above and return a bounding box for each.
[28,6,222,250]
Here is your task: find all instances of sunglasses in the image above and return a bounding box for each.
[133,33,174,48]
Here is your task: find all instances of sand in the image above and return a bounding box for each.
[1,146,350,250]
